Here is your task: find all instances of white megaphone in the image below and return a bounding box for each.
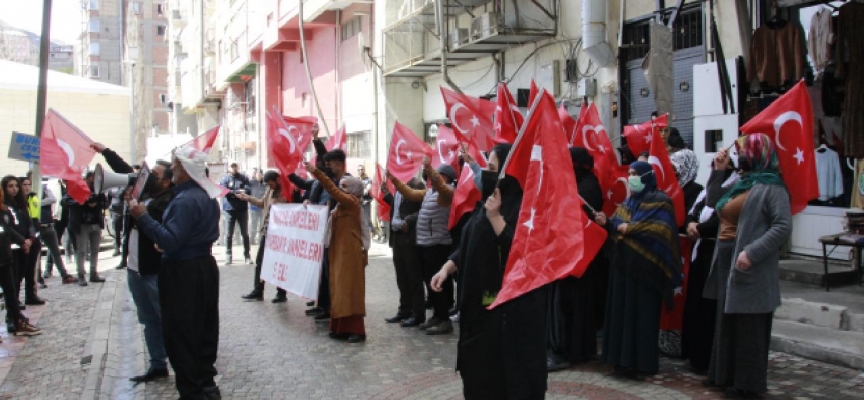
[93,164,137,193]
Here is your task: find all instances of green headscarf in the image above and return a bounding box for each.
[716,134,785,213]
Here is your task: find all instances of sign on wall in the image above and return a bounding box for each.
[260,204,329,299]
[8,132,40,162]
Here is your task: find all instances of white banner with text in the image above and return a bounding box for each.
[260,204,328,299]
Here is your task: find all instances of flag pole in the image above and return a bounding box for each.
[33,0,54,220]
[498,88,546,181]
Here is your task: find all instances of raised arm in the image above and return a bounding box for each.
[388,173,427,203]
[424,164,454,207]
[310,167,359,207]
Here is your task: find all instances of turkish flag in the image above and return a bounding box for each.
[623,114,668,157]
[441,87,496,151]
[40,109,97,204]
[495,82,523,144]
[430,124,461,172]
[602,165,631,216]
[572,103,618,198]
[490,89,591,309]
[571,212,608,278]
[528,79,539,106]
[185,124,221,153]
[387,121,433,183]
[267,109,314,198]
[501,88,559,188]
[326,124,348,152]
[370,164,392,222]
[660,236,692,330]
[740,80,817,215]
[648,127,686,226]
[448,162,481,230]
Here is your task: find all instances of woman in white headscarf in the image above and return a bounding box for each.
[305,162,369,343]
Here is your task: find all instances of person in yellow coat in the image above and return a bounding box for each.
[306,162,369,343]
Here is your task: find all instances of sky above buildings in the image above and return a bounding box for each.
[1,0,82,44]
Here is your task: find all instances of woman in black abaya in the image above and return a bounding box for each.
[431,144,547,400]
[545,148,606,371]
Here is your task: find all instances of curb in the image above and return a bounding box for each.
[771,319,864,371]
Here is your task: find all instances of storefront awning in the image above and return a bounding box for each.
[227,63,258,83]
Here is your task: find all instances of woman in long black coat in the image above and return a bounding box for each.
[545,148,606,371]
[431,144,547,400]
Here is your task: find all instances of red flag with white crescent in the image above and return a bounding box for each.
[495,82,523,144]
[448,162,480,230]
[623,114,668,157]
[326,124,348,152]
[648,127,686,226]
[387,121,433,183]
[441,87,496,151]
[40,109,97,204]
[430,124,461,172]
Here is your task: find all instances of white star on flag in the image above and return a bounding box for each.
[406,151,413,161]
[645,133,652,143]
[523,208,536,231]
[674,287,683,296]
[793,147,805,165]
[470,115,480,127]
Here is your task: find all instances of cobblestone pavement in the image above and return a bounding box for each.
[1,243,864,399]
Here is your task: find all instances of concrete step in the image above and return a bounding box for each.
[779,259,860,287]
[771,319,864,370]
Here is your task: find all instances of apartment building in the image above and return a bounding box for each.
[0,22,74,73]
[77,0,125,85]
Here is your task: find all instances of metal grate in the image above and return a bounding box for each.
[622,5,703,63]
[383,1,440,74]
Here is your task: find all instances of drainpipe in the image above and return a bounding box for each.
[298,0,331,138]
[582,0,615,68]
[335,9,341,127]
[435,0,462,94]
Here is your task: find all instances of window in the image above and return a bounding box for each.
[157,3,164,16]
[88,65,100,77]
[347,131,372,158]
[157,25,166,36]
[159,93,168,104]
[89,19,100,33]
[341,16,362,41]
[131,2,141,14]
[89,42,100,56]
[88,0,99,10]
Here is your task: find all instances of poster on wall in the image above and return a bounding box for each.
[260,204,329,299]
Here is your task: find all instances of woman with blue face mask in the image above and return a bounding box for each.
[594,161,682,380]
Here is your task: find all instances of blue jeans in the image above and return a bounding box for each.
[127,269,168,370]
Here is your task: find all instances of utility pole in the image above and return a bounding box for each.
[33,0,53,214]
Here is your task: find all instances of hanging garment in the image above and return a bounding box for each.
[837,2,864,157]
[808,7,835,77]
[852,159,864,209]
[747,22,807,88]
[815,147,844,201]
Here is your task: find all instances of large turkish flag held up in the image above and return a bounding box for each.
[185,124,221,153]
[623,114,668,157]
[571,102,619,209]
[429,124,461,172]
[648,127,686,226]
[326,124,347,152]
[40,109,97,204]
[489,90,592,309]
[603,165,631,216]
[370,164,392,222]
[266,108,316,199]
[740,80,817,215]
[441,87,496,151]
[501,88,552,188]
[448,162,481,230]
[387,121,433,183]
[494,82,523,144]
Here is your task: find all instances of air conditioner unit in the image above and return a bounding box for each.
[449,28,469,49]
[172,10,181,20]
[471,12,498,40]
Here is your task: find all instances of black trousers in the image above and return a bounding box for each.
[111,212,123,250]
[392,231,425,319]
[224,209,251,258]
[316,250,331,310]
[417,244,453,320]
[253,236,285,297]
[159,256,220,398]
[13,246,38,302]
[0,262,22,324]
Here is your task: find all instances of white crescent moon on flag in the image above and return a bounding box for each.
[609,176,631,204]
[57,138,75,167]
[395,139,407,165]
[773,111,802,152]
[449,103,470,133]
[278,127,299,153]
[581,125,599,152]
[437,140,449,164]
[648,155,666,181]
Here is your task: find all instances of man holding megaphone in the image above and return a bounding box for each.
[90,143,174,384]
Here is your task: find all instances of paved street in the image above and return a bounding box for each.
[0,243,863,399]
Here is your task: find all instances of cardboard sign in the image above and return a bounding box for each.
[260,204,328,299]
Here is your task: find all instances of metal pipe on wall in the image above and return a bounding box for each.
[298,0,331,138]
[436,0,463,94]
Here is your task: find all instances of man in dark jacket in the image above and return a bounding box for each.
[62,172,107,285]
[90,143,172,383]
[383,178,425,327]
[219,162,251,265]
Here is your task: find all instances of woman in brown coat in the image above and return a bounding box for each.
[306,163,368,343]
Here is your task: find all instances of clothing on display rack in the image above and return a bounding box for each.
[815,145,844,201]
[747,20,807,88]
[851,159,864,209]
[837,2,864,158]
[808,7,835,77]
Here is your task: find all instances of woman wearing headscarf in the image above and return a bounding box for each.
[595,161,681,379]
[430,143,547,400]
[658,149,704,357]
[681,184,719,372]
[703,134,791,398]
[306,163,369,344]
[2,176,42,306]
[545,148,606,371]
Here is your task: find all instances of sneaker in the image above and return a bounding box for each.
[226,256,233,265]
[425,320,453,335]
[244,257,253,264]
[14,320,41,336]
[450,312,460,323]
[418,316,441,331]
[114,263,127,270]
[112,250,121,257]
[42,271,52,279]
[78,276,89,287]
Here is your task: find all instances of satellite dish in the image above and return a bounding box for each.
[358,32,369,68]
